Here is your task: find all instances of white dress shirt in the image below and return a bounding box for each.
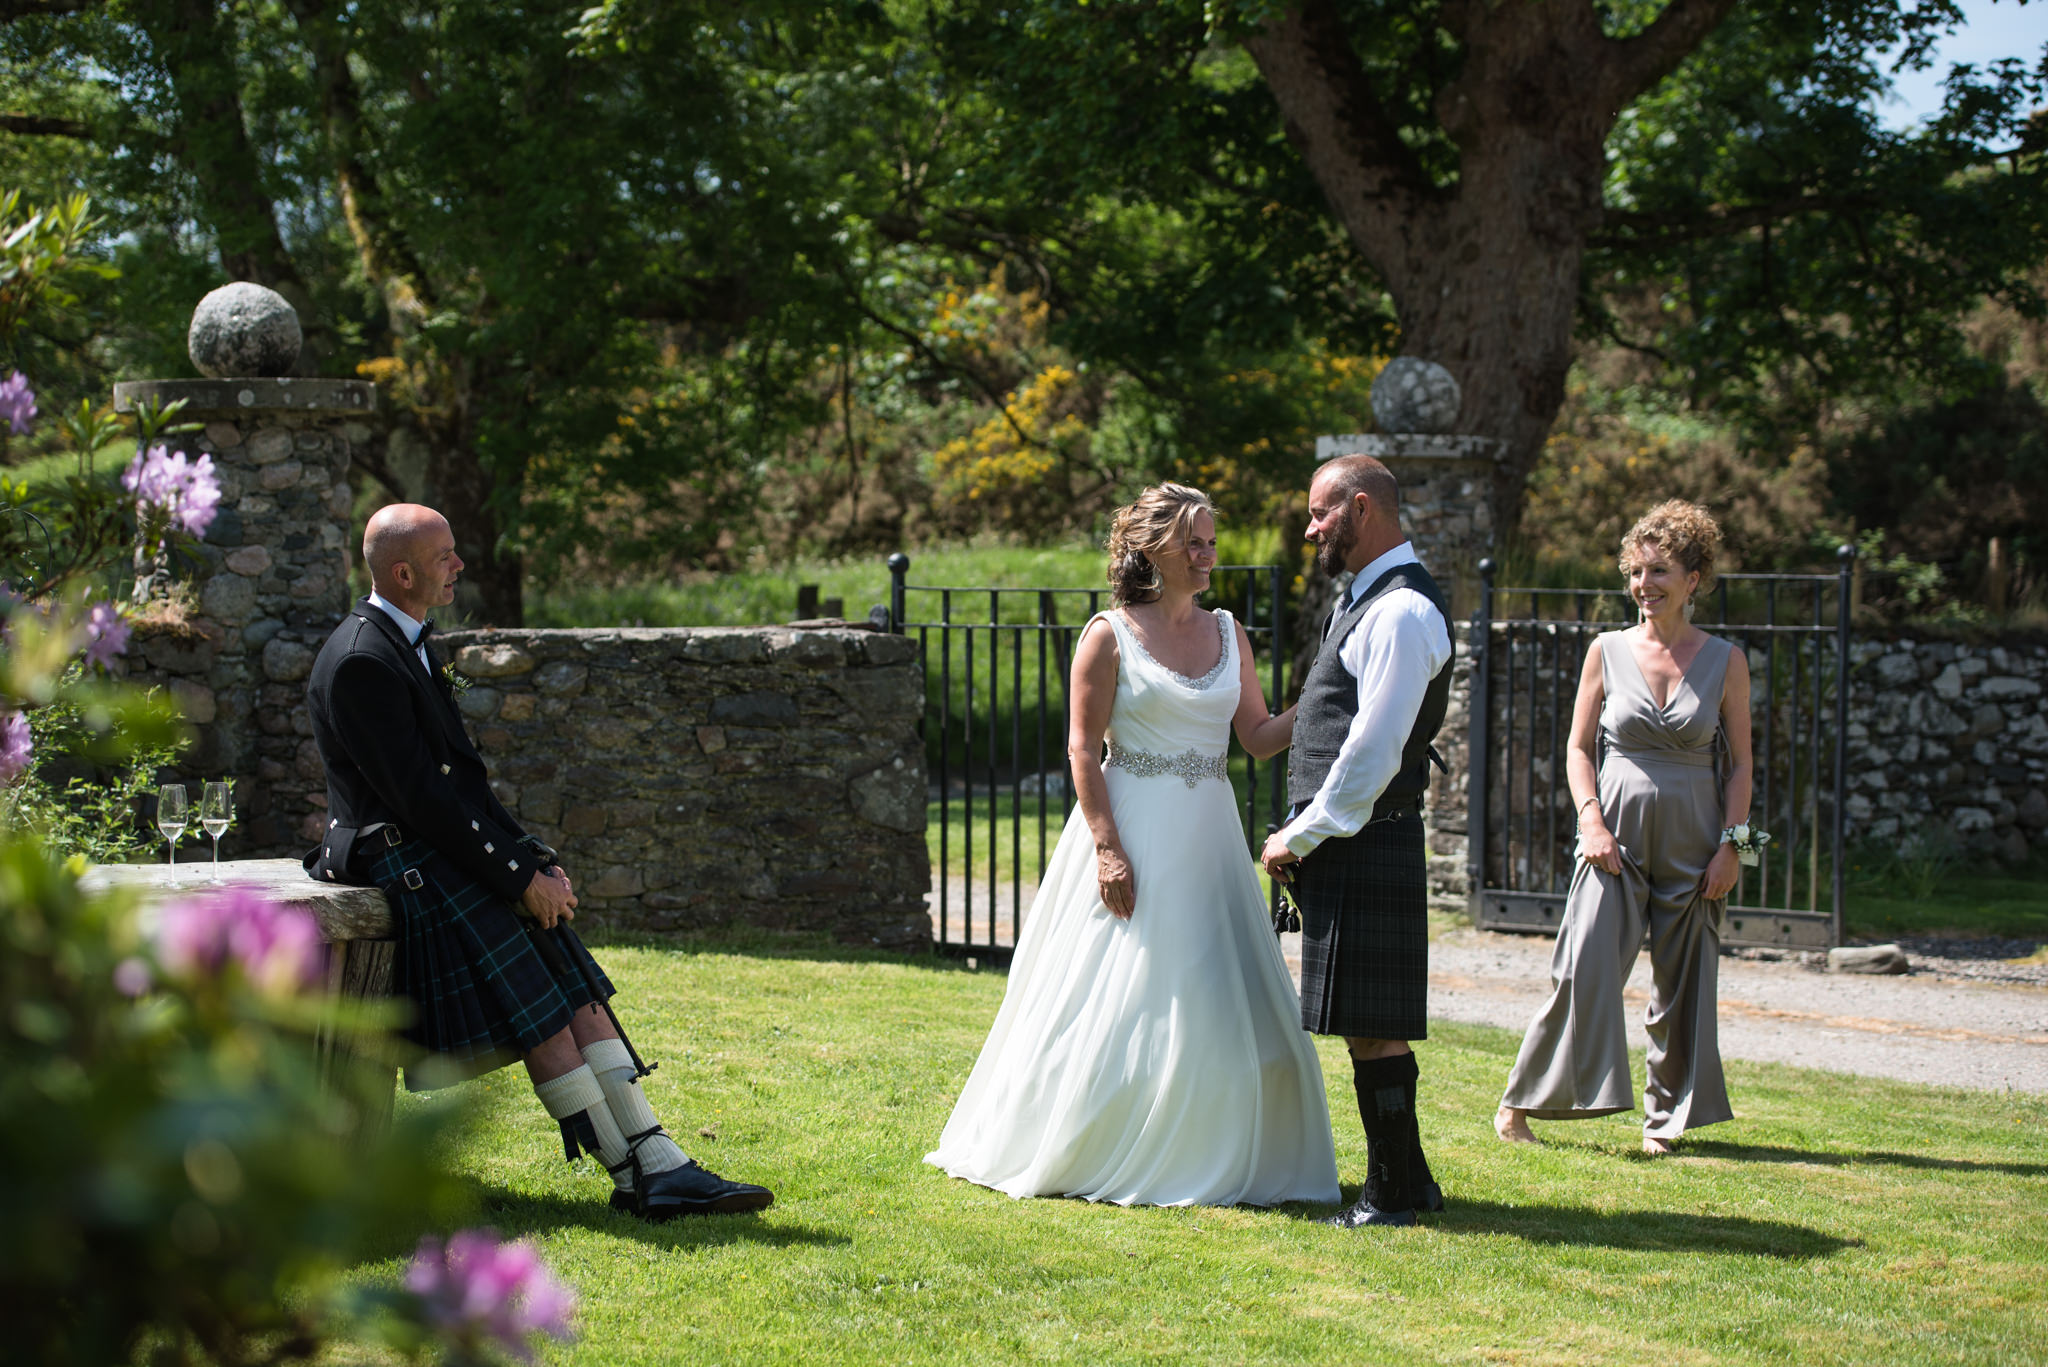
[1279,543,1454,857]
[366,590,433,674]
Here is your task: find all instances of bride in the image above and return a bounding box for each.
[925,483,1341,1207]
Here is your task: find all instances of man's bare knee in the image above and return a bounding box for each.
[522,1026,584,1083]
[567,1001,619,1046]
[1346,1037,1413,1060]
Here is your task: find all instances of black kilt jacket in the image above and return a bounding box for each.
[303,598,543,900]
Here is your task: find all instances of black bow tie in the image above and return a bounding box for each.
[418,618,435,646]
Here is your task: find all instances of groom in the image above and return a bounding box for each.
[1261,455,1454,1229]
[304,502,774,1221]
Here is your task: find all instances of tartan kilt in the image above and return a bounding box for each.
[364,834,615,1091]
[1294,814,1429,1040]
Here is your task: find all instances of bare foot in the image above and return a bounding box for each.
[1494,1106,1537,1144]
[1642,1134,1676,1156]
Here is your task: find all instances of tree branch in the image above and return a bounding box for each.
[0,113,89,137]
[1240,0,1434,268]
[1591,192,1881,250]
[1602,0,1743,106]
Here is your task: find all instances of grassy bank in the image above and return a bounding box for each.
[360,934,2048,1366]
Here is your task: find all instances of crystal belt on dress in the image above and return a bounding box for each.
[1104,744,1229,788]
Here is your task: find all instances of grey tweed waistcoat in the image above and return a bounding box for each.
[1287,560,1452,819]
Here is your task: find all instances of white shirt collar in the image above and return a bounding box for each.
[366,590,426,644]
[1347,542,1420,605]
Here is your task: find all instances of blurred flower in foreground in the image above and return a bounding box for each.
[82,600,130,671]
[154,886,324,994]
[123,445,222,538]
[405,1229,577,1364]
[0,371,34,435]
[0,710,31,785]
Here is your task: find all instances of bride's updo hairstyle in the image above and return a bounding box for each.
[1619,499,1722,593]
[1106,482,1215,606]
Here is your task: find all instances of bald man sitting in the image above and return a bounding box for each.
[305,503,773,1220]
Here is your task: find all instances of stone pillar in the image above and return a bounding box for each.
[112,375,375,853]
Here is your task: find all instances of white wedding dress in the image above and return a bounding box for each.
[925,608,1340,1207]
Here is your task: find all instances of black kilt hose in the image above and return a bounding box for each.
[1294,812,1429,1040]
[365,834,615,1091]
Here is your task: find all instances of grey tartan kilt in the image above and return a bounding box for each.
[1293,814,1429,1040]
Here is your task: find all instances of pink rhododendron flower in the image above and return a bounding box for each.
[123,444,222,539]
[0,371,34,435]
[82,600,130,671]
[0,710,30,786]
[405,1229,577,1362]
[154,886,324,993]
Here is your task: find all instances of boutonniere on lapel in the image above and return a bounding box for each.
[439,661,471,695]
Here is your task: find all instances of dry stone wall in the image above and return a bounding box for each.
[1841,636,2048,863]
[439,625,932,950]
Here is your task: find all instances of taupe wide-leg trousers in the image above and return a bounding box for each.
[1501,749,1732,1140]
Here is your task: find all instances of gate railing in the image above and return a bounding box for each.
[1466,549,1855,949]
[888,553,1289,954]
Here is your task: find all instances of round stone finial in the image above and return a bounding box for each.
[1370,357,1461,434]
[188,282,302,379]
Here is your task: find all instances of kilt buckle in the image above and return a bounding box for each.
[383,825,404,847]
[402,867,425,891]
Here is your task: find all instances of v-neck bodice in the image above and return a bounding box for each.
[1598,628,1731,764]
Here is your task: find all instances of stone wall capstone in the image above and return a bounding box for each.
[438,625,933,950]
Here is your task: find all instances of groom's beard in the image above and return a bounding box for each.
[1314,510,1356,579]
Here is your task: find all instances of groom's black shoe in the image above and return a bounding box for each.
[1412,1180,1445,1216]
[1324,1197,1416,1229]
[611,1161,775,1221]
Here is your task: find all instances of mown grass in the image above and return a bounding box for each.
[348,935,2048,1367]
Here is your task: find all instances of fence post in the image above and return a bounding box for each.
[888,552,909,634]
[1831,543,1856,947]
[1467,558,1496,922]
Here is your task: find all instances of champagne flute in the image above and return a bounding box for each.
[201,780,232,882]
[157,783,188,885]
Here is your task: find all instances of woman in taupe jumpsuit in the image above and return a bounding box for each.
[1496,501,1754,1155]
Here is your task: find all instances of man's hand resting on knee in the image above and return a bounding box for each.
[522,866,578,928]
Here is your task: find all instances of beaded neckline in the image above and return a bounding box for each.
[1116,610,1232,690]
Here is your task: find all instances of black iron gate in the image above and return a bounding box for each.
[887,554,1290,954]
[1466,550,1856,948]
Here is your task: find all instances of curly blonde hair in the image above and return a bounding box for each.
[1619,498,1722,592]
[1105,483,1215,605]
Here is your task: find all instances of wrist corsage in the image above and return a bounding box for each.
[1721,823,1771,866]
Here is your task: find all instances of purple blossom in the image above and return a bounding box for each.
[113,956,153,996]
[0,710,30,786]
[82,600,130,671]
[154,886,324,993]
[0,371,34,436]
[123,445,222,539]
[405,1229,577,1362]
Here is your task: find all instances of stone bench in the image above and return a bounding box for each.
[81,858,398,1135]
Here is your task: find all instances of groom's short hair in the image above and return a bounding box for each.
[1318,455,1400,523]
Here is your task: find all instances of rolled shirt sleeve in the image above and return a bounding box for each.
[1279,588,1453,857]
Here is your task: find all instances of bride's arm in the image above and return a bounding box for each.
[1069,617,1136,919]
[1229,618,1295,760]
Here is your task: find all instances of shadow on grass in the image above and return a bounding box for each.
[578,925,990,975]
[473,1181,852,1252]
[1288,1192,1850,1259]
[1682,1140,2048,1177]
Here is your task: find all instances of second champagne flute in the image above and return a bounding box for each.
[157,783,188,886]
[201,780,232,882]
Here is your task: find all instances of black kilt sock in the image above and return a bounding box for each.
[1405,1059,1436,1190]
[1352,1052,1419,1213]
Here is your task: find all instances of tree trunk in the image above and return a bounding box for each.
[1245,0,1738,538]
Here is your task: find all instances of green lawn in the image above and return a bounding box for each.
[359,934,2048,1366]
[1844,851,2048,942]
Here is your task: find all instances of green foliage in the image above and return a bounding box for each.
[0,666,182,864]
[0,188,114,365]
